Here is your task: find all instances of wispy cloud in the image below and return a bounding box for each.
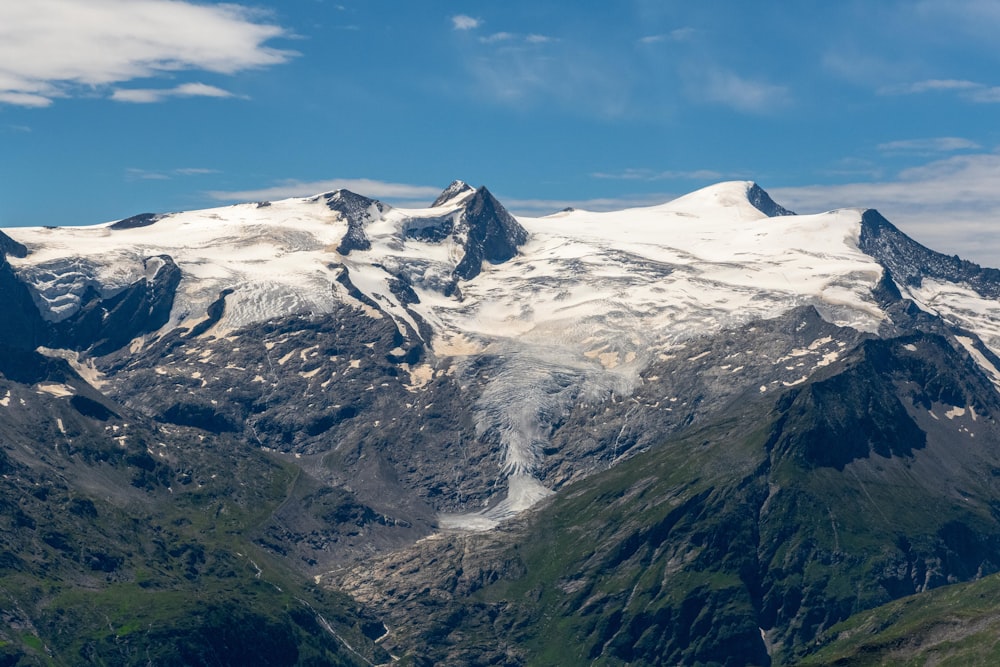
[111,83,240,104]
[480,32,515,44]
[877,137,981,154]
[175,168,221,176]
[208,178,443,203]
[881,79,1000,103]
[0,0,294,107]
[771,153,1000,265]
[592,168,726,181]
[687,68,791,114]
[451,14,481,31]
[126,167,221,181]
[455,32,631,118]
[126,168,171,181]
[505,193,680,217]
[639,27,697,44]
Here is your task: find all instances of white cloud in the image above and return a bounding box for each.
[770,153,1000,266]
[0,91,53,107]
[0,0,294,107]
[111,82,240,104]
[208,178,443,203]
[451,14,481,31]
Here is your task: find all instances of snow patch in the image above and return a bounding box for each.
[36,383,75,397]
[945,406,967,420]
[955,335,1000,390]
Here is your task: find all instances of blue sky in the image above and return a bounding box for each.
[2,1,1000,265]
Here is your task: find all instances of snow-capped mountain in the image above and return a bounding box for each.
[5,180,1000,525]
[5,180,1000,664]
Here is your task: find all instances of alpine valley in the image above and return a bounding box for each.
[4,179,1000,666]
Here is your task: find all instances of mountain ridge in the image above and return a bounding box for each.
[3,180,1000,664]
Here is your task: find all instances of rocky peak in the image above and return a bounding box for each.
[860,209,1000,298]
[747,182,794,217]
[432,180,475,208]
[325,190,386,255]
[453,186,529,281]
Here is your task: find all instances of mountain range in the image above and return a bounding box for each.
[2,180,1000,665]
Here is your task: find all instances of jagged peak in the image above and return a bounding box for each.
[322,189,385,214]
[747,182,795,217]
[432,180,475,208]
[859,208,1000,298]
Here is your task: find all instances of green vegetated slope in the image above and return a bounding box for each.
[407,331,1000,666]
[798,571,1000,666]
[0,351,388,666]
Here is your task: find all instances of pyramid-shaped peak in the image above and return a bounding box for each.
[452,185,529,281]
[432,180,475,207]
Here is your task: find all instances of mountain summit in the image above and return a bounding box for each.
[3,180,1000,664]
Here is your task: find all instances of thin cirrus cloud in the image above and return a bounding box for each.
[638,27,697,44]
[592,168,725,181]
[0,0,295,107]
[688,68,792,114]
[207,178,444,204]
[881,79,1000,103]
[126,167,221,181]
[876,137,982,153]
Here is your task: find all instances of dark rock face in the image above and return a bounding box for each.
[3,253,182,355]
[860,209,1000,297]
[453,186,528,280]
[326,190,385,255]
[0,258,48,349]
[748,182,795,217]
[110,212,163,230]
[51,255,182,355]
[0,230,28,258]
